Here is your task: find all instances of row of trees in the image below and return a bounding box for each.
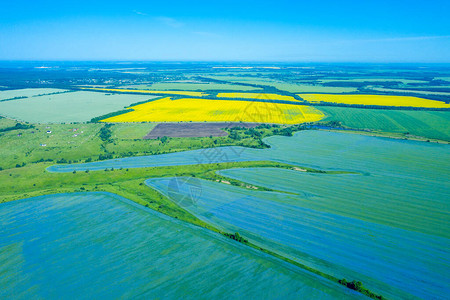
[0,122,34,133]
[224,232,248,244]
[338,279,384,300]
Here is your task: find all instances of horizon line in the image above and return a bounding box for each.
[1,60,450,65]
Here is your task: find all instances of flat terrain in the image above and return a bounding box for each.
[0,120,264,170]
[0,121,103,169]
[144,131,450,299]
[300,94,450,108]
[0,88,70,101]
[31,131,449,299]
[203,75,359,93]
[0,192,357,299]
[111,122,158,139]
[320,107,450,141]
[82,87,206,97]
[217,92,299,102]
[1,63,450,300]
[275,83,359,93]
[121,82,262,91]
[102,97,325,124]
[370,87,450,96]
[0,89,158,123]
[144,122,260,139]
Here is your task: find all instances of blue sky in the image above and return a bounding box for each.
[1,0,449,62]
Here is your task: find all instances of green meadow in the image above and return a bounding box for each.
[0,118,268,170]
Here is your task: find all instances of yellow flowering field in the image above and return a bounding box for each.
[102,97,324,124]
[81,87,206,97]
[217,92,298,102]
[299,94,450,108]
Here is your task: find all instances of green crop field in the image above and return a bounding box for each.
[0,90,158,123]
[203,75,278,83]
[0,88,69,101]
[203,75,359,93]
[370,87,450,96]
[110,122,158,139]
[318,78,428,84]
[1,192,355,299]
[435,77,450,81]
[120,82,262,91]
[319,106,450,141]
[278,84,358,93]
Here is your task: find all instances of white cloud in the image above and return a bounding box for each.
[156,17,184,28]
[132,10,148,16]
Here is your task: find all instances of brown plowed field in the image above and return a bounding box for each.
[144,122,261,139]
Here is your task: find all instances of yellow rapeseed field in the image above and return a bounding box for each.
[299,94,450,108]
[217,92,298,102]
[102,97,324,124]
[81,87,206,97]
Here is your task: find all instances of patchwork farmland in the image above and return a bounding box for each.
[0,63,449,300]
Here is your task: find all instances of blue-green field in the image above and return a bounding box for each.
[0,192,359,299]
[49,131,450,299]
